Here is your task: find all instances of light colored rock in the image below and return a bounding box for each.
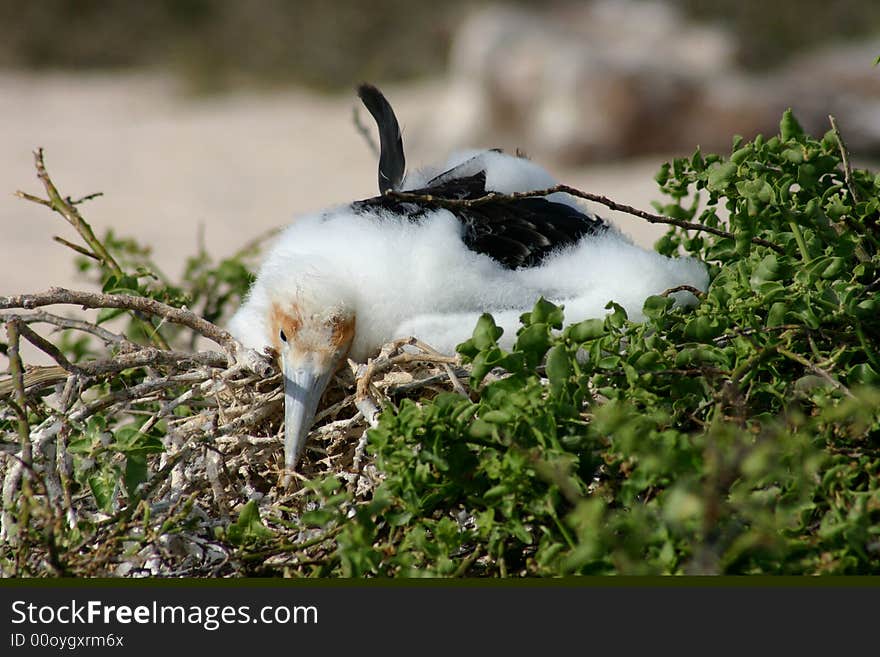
[440,2,880,163]
[438,1,737,162]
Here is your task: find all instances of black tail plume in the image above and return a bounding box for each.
[357,83,405,194]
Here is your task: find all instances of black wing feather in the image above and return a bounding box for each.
[357,84,406,194]
[352,170,607,269]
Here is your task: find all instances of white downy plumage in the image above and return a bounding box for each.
[228,85,708,470]
[229,175,707,358]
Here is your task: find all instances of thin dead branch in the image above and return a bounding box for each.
[777,346,855,399]
[53,235,100,260]
[19,148,123,277]
[828,114,860,205]
[389,185,786,254]
[661,284,706,299]
[0,287,236,351]
[5,321,32,462]
[0,309,133,346]
[353,105,380,158]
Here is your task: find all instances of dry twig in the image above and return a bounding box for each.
[17,148,123,276]
[389,185,786,254]
[828,114,860,205]
[661,284,706,299]
[0,287,235,351]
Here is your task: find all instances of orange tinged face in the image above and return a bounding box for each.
[269,300,356,471]
[270,302,356,371]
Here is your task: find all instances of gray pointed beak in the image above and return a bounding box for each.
[281,354,334,470]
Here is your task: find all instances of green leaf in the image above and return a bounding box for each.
[301,509,337,527]
[782,147,804,164]
[604,302,628,329]
[633,351,662,370]
[88,470,118,514]
[124,451,148,499]
[730,147,751,165]
[515,322,552,368]
[654,162,671,185]
[854,299,878,319]
[567,318,606,342]
[766,302,788,328]
[683,316,725,341]
[750,255,789,286]
[545,345,571,394]
[526,297,565,329]
[471,313,503,350]
[114,425,164,453]
[469,419,496,439]
[780,108,804,141]
[642,295,672,320]
[481,410,513,424]
[707,161,738,191]
[848,363,880,386]
[226,500,275,545]
[102,274,140,295]
[485,484,511,500]
[819,257,846,280]
[662,487,703,524]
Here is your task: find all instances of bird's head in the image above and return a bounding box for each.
[269,293,355,471]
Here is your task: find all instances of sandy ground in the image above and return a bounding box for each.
[1,72,670,296]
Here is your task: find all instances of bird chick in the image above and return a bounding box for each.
[228,84,708,471]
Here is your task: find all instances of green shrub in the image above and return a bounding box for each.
[317,109,880,575]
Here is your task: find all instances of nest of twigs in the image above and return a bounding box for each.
[0,295,470,576]
[0,149,472,577]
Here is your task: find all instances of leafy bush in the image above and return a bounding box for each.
[304,110,880,575]
[2,110,878,576]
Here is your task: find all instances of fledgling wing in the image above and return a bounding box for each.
[352,170,607,269]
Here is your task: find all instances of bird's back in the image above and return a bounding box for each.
[352,167,607,270]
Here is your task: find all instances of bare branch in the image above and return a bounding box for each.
[661,284,706,299]
[410,338,469,397]
[0,365,69,399]
[777,345,855,399]
[67,191,104,206]
[9,318,76,372]
[215,398,283,437]
[3,320,34,553]
[14,190,51,207]
[828,114,860,204]
[354,337,458,404]
[389,185,785,254]
[26,148,124,276]
[352,105,379,158]
[386,368,470,396]
[0,287,235,351]
[0,312,224,406]
[4,321,31,451]
[17,149,175,350]
[69,370,211,422]
[53,235,100,260]
[0,309,132,346]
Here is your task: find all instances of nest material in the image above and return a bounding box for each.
[0,301,469,576]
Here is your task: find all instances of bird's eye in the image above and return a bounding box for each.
[279,329,287,343]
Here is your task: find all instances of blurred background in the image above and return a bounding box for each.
[2,0,879,296]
